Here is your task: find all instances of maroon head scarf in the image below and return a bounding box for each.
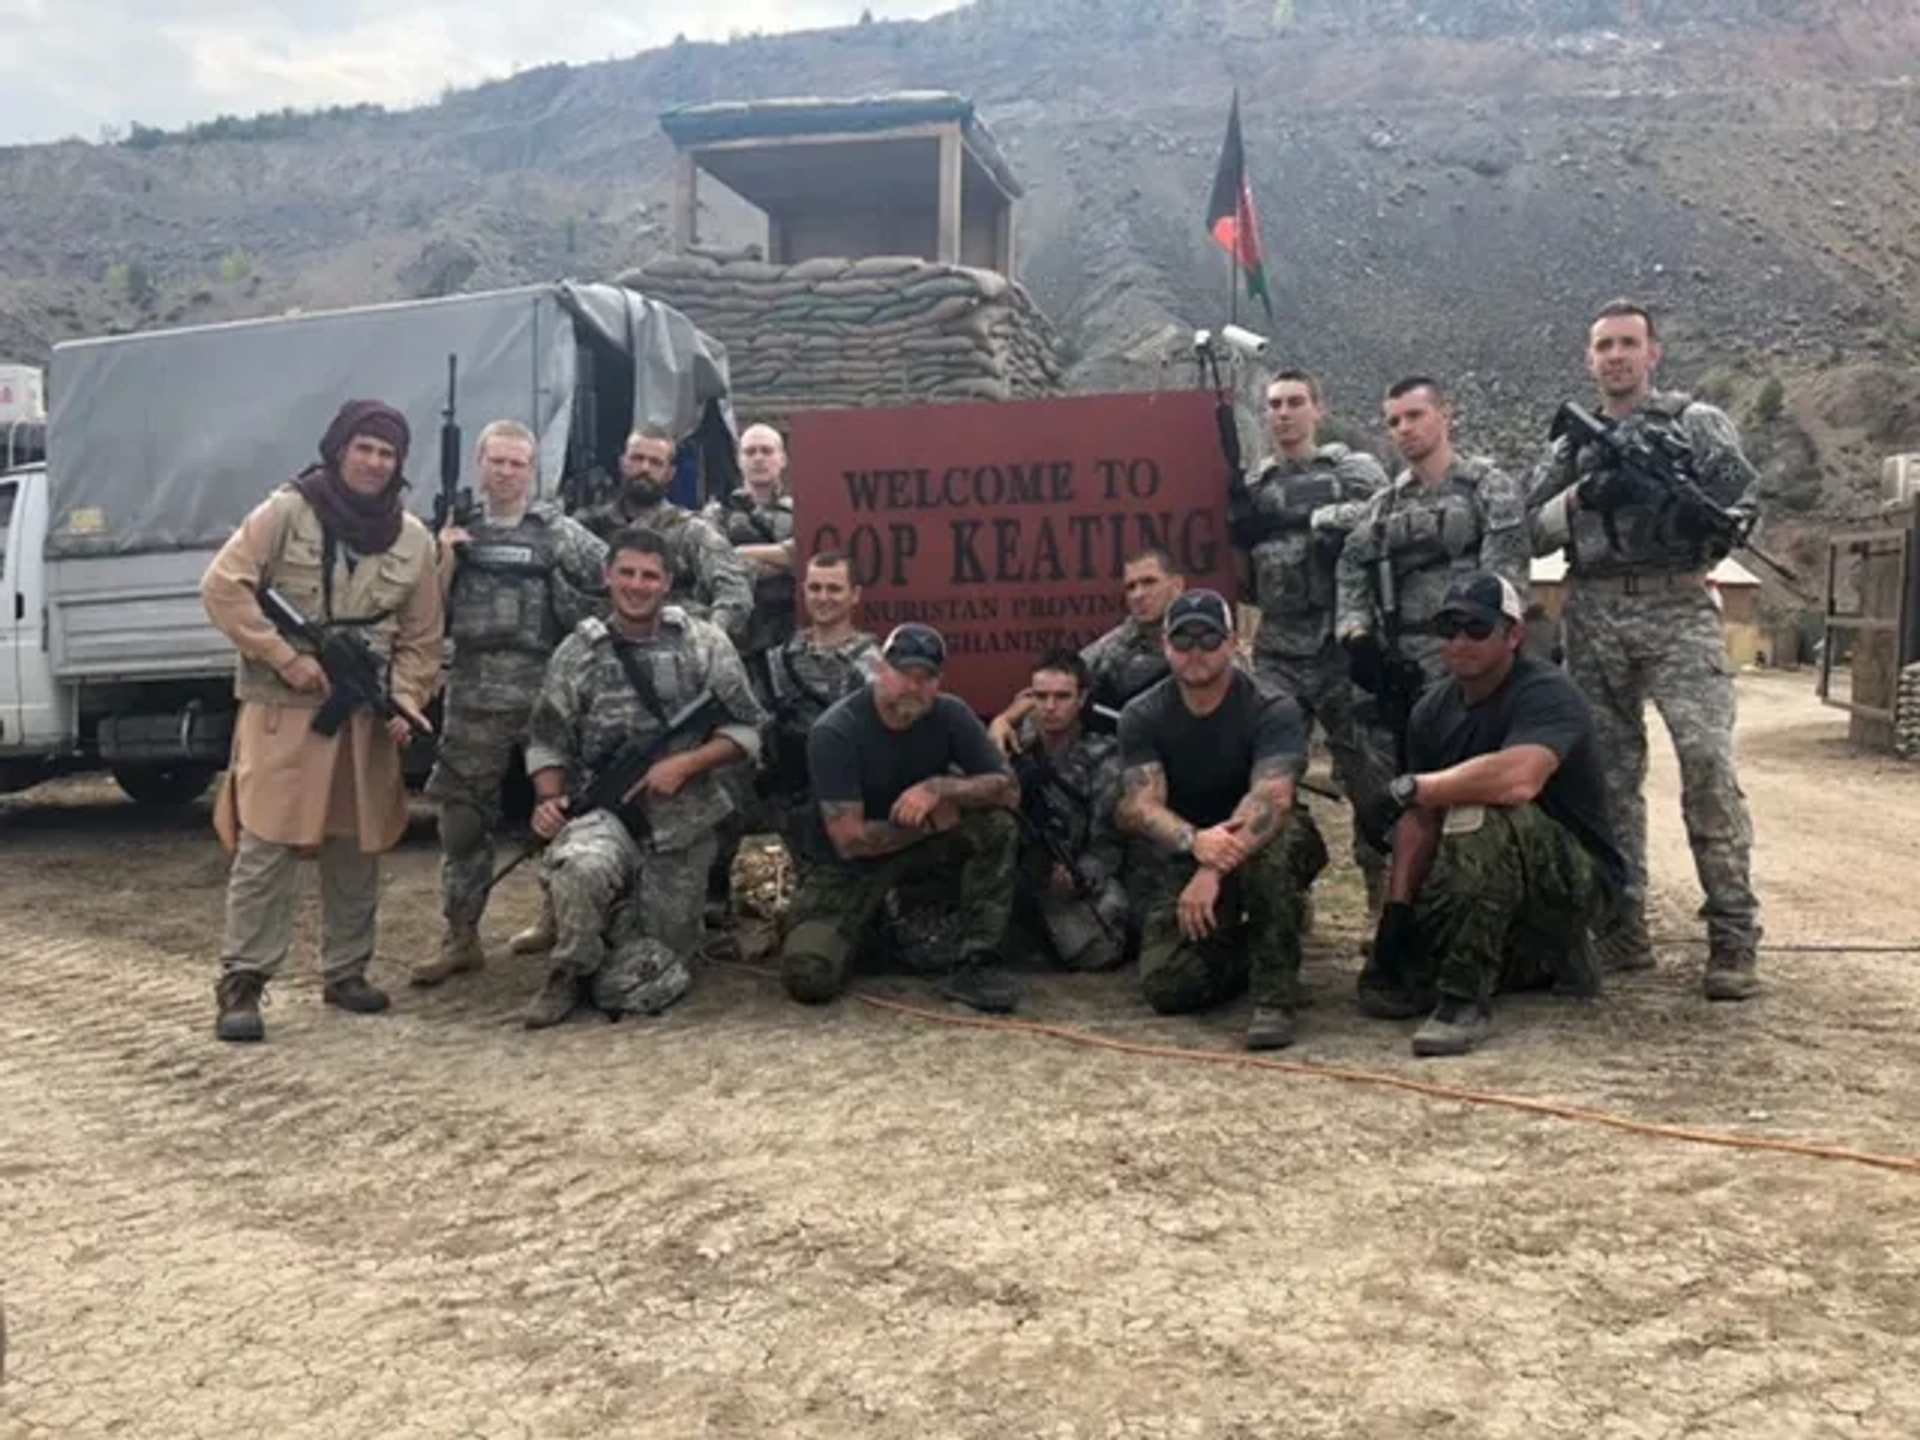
[291,399,412,554]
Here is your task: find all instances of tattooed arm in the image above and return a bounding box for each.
[1223,756,1298,863]
[821,799,931,861]
[1115,761,1190,851]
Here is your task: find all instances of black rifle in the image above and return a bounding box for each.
[1550,401,1802,588]
[1195,336,1264,551]
[258,586,432,741]
[431,354,476,534]
[483,688,722,894]
[1012,744,1122,949]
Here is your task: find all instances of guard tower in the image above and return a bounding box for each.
[659,92,1022,276]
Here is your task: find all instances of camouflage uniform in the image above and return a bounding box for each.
[1528,391,1762,975]
[1239,444,1390,880]
[703,492,798,888]
[1079,618,1171,715]
[575,495,754,646]
[1337,457,1532,797]
[1010,717,1130,972]
[523,608,766,1011]
[426,503,607,938]
[1136,810,1329,1014]
[781,809,1020,1002]
[1398,804,1603,1005]
[703,491,797,676]
[761,629,883,838]
[1336,456,1533,684]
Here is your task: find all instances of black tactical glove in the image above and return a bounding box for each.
[1575,464,1651,514]
[1383,651,1427,708]
[1343,631,1386,695]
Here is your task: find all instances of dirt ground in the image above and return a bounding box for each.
[3,670,1918,1439]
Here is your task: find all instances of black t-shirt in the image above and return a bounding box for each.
[1407,654,1627,890]
[805,688,1009,865]
[1117,671,1307,828]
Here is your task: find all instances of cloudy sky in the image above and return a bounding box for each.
[0,1,960,145]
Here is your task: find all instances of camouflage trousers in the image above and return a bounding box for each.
[543,809,715,1014]
[1564,584,1759,947]
[425,706,526,935]
[1256,643,1390,884]
[779,809,1018,1002]
[1406,803,1603,1005]
[1136,807,1329,1014]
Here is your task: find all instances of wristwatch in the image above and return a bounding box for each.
[1388,773,1420,810]
[1174,822,1196,856]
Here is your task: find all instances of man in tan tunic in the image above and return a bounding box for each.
[201,399,445,1042]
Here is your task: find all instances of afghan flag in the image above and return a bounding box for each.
[1206,91,1274,321]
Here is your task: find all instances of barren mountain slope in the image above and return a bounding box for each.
[2,0,1918,531]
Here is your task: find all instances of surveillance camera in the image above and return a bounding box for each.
[1192,328,1214,352]
[1220,324,1270,357]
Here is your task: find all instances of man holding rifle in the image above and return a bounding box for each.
[517,527,766,1029]
[1008,649,1129,974]
[1527,299,1764,999]
[413,420,607,989]
[201,399,444,1043]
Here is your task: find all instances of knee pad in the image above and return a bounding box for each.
[780,919,850,1003]
[436,801,490,856]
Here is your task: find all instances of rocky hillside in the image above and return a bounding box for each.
[3,0,1919,575]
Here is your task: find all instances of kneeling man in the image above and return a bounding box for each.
[1357,572,1626,1057]
[1115,591,1328,1051]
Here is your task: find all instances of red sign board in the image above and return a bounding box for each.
[790,390,1238,708]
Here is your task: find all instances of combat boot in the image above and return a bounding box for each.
[509,905,557,955]
[1411,998,1491,1058]
[523,968,582,1030]
[410,927,486,988]
[214,970,267,1043]
[1595,909,1656,974]
[323,975,391,1014]
[938,952,1021,1014]
[1245,1005,1298,1051]
[1703,941,1760,1002]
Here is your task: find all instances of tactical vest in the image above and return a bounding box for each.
[719,495,797,650]
[447,512,562,657]
[1565,392,1724,574]
[236,487,435,705]
[1086,623,1169,712]
[1250,448,1368,623]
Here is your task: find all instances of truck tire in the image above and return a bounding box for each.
[111,763,216,808]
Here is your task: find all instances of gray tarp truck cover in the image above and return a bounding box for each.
[43,281,733,558]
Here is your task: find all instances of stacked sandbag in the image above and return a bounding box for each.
[618,254,1064,418]
[1896,661,1920,759]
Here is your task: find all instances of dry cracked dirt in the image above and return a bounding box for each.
[2,671,1917,1438]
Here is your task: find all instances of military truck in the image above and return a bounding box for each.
[0,281,736,803]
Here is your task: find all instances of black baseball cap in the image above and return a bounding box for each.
[1437,572,1524,628]
[881,623,947,674]
[1163,589,1235,637]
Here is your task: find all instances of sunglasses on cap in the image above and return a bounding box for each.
[1434,613,1499,641]
[1168,627,1230,653]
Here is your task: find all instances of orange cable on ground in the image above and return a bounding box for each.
[717,954,1920,1178]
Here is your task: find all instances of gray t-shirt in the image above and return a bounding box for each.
[804,688,1010,866]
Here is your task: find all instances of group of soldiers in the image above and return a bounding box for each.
[198,296,1763,1059]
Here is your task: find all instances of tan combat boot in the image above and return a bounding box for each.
[410,928,486,988]
[509,897,557,955]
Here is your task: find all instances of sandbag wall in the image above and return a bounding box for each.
[619,254,1064,418]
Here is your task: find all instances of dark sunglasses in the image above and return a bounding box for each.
[1168,628,1229,653]
[1434,613,1498,641]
